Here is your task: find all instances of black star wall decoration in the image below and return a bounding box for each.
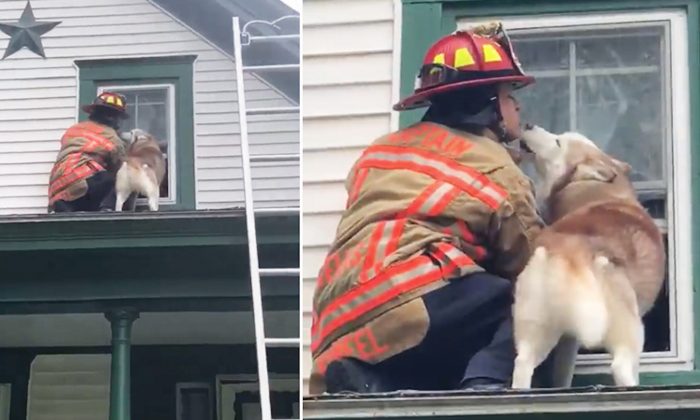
[0,1,60,59]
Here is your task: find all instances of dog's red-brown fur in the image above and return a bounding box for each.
[115,130,166,211]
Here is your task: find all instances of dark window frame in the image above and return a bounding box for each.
[76,55,197,211]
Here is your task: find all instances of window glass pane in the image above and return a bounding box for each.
[644,233,671,352]
[138,104,169,149]
[180,387,211,420]
[511,24,667,184]
[512,37,570,70]
[222,386,299,420]
[119,88,170,145]
[513,76,569,134]
[575,27,662,69]
[577,73,663,182]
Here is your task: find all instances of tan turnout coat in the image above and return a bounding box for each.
[48,120,126,208]
[309,121,543,394]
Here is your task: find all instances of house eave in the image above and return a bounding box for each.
[0,210,299,315]
[148,0,299,103]
[0,209,299,251]
[303,385,700,419]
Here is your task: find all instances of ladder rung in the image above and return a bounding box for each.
[250,153,300,163]
[243,64,300,71]
[248,34,299,42]
[265,338,301,347]
[247,106,299,115]
[259,268,300,276]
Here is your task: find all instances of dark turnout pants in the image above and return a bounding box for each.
[326,271,565,393]
[52,171,117,213]
[326,272,532,393]
[376,272,516,390]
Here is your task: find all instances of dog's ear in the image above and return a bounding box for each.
[572,158,617,183]
[119,130,132,143]
[611,158,632,175]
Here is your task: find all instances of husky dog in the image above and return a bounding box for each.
[115,129,166,211]
[511,124,665,389]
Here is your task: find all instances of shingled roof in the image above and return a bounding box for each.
[152,0,299,103]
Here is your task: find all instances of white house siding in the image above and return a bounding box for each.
[26,354,111,420]
[0,0,299,215]
[302,0,400,394]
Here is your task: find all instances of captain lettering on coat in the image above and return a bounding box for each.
[386,123,472,158]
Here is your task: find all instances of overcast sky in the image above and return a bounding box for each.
[279,0,301,12]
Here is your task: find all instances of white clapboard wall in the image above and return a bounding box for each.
[26,354,111,420]
[302,0,401,394]
[0,0,299,214]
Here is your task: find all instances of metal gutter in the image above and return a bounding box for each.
[0,208,304,224]
[303,385,700,418]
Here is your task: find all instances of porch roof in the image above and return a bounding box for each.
[0,210,299,314]
[303,385,700,419]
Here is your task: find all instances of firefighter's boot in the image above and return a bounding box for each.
[325,358,394,394]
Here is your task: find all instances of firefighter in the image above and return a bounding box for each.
[309,22,544,394]
[48,91,129,213]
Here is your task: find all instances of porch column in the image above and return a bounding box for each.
[105,309,139,420]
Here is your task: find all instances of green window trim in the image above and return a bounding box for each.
[399,0,700,385]
[75,55,198,211]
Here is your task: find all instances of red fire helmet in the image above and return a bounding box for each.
[82,91,130,119]
[394,22,535,111]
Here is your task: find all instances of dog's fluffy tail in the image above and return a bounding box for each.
[570,255,610,348]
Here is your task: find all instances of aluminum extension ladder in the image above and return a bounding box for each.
[232,15,300,420]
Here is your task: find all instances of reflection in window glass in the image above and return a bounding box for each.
[512,25,666,185]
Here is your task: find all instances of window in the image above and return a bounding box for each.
[75,55,196,210]
[456,10,693,372]
[0,384,9,420]
[177,382,214,420]
[217,374,299,420]
[97,84,176,204]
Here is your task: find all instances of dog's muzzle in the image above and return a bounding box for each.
[520,124,535,153]
[520,140,534,153]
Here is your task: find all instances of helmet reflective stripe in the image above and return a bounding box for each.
[99,92,125,109]
[393,20,534,111]
[454,48,475,68]
[482,44,503,63]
